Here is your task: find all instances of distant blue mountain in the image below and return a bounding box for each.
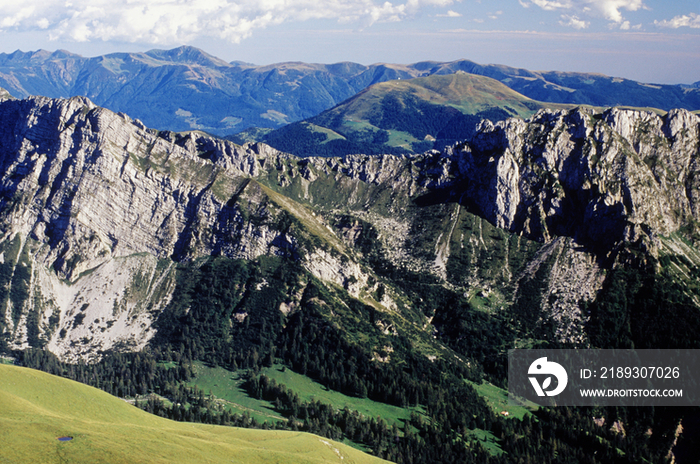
[0,45,698,136]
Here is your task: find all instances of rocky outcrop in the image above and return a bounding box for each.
[272,107,700,344]
[0,95,393,357]
[436,107,700,255]
[0,96,288,279]
[1,94,698,359]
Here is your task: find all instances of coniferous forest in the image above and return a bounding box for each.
[12,251,700,464]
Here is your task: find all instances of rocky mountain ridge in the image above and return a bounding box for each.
[0,92,699,362]
[451,107,700,249]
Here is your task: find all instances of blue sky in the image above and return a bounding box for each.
[0,0,697,84]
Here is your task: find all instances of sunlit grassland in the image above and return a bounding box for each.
[467,379,537,421]
[0,364,388,464]
[190,362,424,428]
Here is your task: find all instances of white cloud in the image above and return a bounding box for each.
[0,6,37,28]
[559,14,589,29]
[531,0,573,11]
[436,10,462,17]
[487,10,503,20]
[526,0,646,24]
[589,0,645,23]
[0,0,457,44]
[616,20,640,30]
[654,13,700,29]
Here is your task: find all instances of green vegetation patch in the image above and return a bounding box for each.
[190,362,422,428]
[466,427,505,456]
[256,181,348,253]
[0,364,388,464]
[385,129,421,150]
[303,123,346,144]
[260,364,421,426]
[189,363,286,424]
[467,380,536,421]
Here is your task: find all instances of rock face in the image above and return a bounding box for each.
[0,96,275,277]
[0,96,326,358]
[450,107,700,253]
[290,106,700,257]
[0,94,698,360]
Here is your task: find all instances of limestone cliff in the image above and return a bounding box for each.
[452,108,700,252]
[0,94,698,360]
[0,96,354,358]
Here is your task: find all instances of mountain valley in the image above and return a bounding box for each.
[0,47,700,463]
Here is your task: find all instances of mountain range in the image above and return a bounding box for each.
[1,87,700,461]
[0,45,699,138]
[1,46,700,463]
[240,72,576,156]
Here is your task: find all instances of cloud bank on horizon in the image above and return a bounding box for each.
[0,0,456,44]
[0,0,697,46]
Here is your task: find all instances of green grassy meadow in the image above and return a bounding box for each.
[467,380,537,421]
[190,363,422,429]
[0,364,388,464]
[188,363,529,457]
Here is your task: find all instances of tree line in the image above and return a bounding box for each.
[9,251,698,463]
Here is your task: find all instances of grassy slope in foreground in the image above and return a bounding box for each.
[0,364,389,464]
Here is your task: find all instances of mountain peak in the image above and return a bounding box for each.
[256,72,571,156]
[0,47,698,137]
[144,45,232,68]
